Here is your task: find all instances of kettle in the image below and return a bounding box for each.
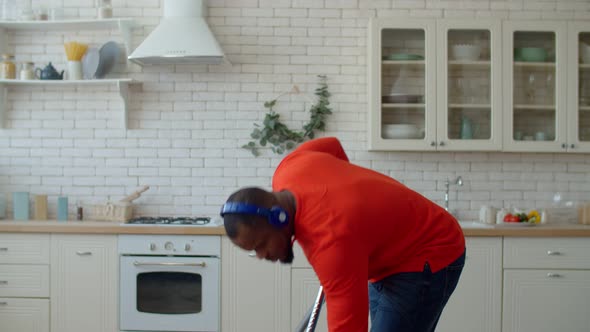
[460,116,478,139]
[35,62,64,80]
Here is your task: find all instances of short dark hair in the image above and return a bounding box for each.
[222,187,270,238]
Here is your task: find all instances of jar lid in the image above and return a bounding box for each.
[2,53,14,58]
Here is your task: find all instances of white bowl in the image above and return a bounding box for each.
[451,44,481,61]
[382,124,420,139]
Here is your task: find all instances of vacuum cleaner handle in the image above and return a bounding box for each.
[295,286,325,332]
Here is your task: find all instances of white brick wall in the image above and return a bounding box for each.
[0,0,588,221]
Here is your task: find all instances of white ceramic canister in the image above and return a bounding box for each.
[479,205,497,224]
[67,61,82,80]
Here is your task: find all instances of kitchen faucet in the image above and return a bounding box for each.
[444,176,463,212]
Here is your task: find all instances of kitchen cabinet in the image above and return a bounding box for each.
[435,237,502,332]
[503,21,590,153]
[0,233,50,332]
[50,234,118,332]
[0,18,140,129]
[502,237,590,331]
[220,237,291,332]
[368,18,503,151]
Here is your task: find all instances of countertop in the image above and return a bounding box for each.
[0,220,226,235]
[0,220,588,237]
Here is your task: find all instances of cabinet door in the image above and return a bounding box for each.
[567,22,590,153]
[50,234,118,332]
[436,19,502,151]
[435,237,502,332]
[0,298,49,332]
[220,238,290,332]
[503,21,568,152]
[368,18,437,151]
[503,269,590,332]
[291,269,328,332]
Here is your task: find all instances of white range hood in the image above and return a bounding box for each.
[128,0,225,66]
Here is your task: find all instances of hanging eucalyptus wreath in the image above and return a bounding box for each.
[242,75,332,156]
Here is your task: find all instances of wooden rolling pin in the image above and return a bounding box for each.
[119,186,150,203]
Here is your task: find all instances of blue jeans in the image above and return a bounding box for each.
[368,251,466,332]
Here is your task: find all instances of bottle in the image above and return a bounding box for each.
[97,0,113,19]
[76,201,84,221]
[0,54,16,79]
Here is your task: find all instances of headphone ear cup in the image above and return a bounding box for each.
[268,206,289,228]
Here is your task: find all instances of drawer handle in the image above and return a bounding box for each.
[76,251,92,256]
[0,280,7,284]
[0,302,6,305]
[547,273,562,278]
[547,251,562,256]
[0,247,7,251]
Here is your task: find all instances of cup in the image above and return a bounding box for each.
[34,195,48,220]
[535,131,546,141]
[479,205,497,224]
[67,61,82,80]
[0,193,5,219]
[57,196,68,221]
[13,192,30,220]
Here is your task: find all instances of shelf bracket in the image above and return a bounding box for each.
[117,81,129,129]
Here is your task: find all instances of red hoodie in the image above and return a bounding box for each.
[272,137,465,332]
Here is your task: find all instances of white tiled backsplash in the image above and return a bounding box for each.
[0,0,589,221]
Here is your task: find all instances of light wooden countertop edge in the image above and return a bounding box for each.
[0,220,226,235]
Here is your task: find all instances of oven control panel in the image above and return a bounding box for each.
[118,235,221,256]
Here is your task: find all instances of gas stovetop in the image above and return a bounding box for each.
[126,216,212,225]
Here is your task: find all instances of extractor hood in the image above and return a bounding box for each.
[128,0,225,66]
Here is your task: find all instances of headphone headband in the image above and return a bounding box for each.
[220,202,289,228]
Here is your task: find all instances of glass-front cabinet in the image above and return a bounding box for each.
[437,20,502,151]
[368,18,502,151]
[368,18,435,151]
[502,21,568,152]
[567,22,590,153]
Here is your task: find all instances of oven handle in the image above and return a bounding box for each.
[133,261,207,267]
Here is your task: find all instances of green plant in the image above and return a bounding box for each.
[242,75,332,156]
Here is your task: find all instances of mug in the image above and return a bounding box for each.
[479,205,497,224]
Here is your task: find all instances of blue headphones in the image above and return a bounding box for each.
[220,202,289,228]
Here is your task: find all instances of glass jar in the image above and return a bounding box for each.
[97,0,113,19]
[0,54,16,79]
[19,61,35,80]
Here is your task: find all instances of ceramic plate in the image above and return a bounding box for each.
[81,47,99,79]
[382,54,424,61]
[95,41,120,79]
[496,222,537,227]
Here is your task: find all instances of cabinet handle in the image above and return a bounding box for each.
[0,247,7,251]
[430,141,436,147]
[570,144,575,149]
[0,280,7,284]
[547,250,561,256]
[546,273,562,278]
[561,143,567,149]
[133,261,207,267]
[0,302,6,305]
[76,251,92,256]
[439,141,445,146]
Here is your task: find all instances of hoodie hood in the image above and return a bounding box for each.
[128,0,225,66]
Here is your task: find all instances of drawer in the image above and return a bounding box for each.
[504,237,590,269]
[0,265,50,298]
[0,234,50,264]
[0,298,50,332]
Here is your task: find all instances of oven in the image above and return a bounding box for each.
[119,234,220,332]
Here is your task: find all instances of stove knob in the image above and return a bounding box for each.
[149,243,156,251]
[185,244,191,252]
[164,241,174,251]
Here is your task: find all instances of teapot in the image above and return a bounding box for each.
[460,116,478,139]
[35,62,64,80]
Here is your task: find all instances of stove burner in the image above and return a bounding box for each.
[127,216,211,225]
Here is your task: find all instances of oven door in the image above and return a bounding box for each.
[120,255,220,332]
